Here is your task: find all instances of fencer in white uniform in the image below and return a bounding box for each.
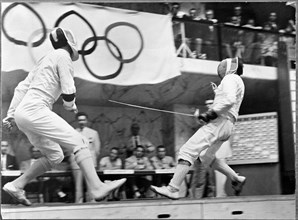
[151,57,246,199]
[2,27,126,206]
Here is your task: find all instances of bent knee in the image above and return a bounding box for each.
[72,135,89,154]
[14,110,28,128]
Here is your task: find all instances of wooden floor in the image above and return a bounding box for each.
[1,194,295,219]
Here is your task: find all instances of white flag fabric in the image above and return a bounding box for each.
[1,3,181,85]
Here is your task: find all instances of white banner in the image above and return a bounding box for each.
[1,3,181,85]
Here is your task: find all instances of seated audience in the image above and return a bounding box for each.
[125,145,154,198]
[99,147,122,170]
[150,145,176,170]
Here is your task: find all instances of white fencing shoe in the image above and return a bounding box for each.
[94,178,127,201]
[3,182,32,206]
[150,185,180,200]
[232,176,246,196]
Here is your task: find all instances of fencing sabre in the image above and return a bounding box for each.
[108,99,196,117]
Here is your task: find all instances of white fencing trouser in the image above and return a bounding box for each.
[178,116,234,167]
[14,90,89,166]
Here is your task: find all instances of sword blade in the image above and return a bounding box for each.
[108,100,194,117]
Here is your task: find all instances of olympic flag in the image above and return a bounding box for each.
[1,3,181,85]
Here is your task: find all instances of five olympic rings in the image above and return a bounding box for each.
[2,3,144,80]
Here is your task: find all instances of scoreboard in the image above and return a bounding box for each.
[227,112,279,165]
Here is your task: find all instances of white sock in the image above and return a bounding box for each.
[212,158,239,182]
[13,157,52,189]
[74,148,104,190]
[169,164,190,190]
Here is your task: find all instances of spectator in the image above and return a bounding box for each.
[125,122,155,158]
[150,145,176,170]
[259,25,278,66]
[222,24,245,58]
[279,19,296,34]
[263,12,279,32]
[183,8,200,21]
[225,16,241,26]
[99,147,122,170]
[99,147,123,201]
[169,3,184,54]
[1,141,9,171]
[69,112,101,203]
[197,9,218,61]
[150,145,176,187]
[1,141,16,170]
[168,3,185,19]
[204,9,218,24]
[117,145,128,169]
[240,18,263,64]
[125,145,154,198]
[232,6,243,26]
[145,145,156,160]
[183,8,205,59]
[242,18,262,30]
[19,146,42,173]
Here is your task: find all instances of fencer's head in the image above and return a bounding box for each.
[217,57,243,79]
[50,27,79,61]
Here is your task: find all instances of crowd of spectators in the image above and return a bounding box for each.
[169,3,295,67]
